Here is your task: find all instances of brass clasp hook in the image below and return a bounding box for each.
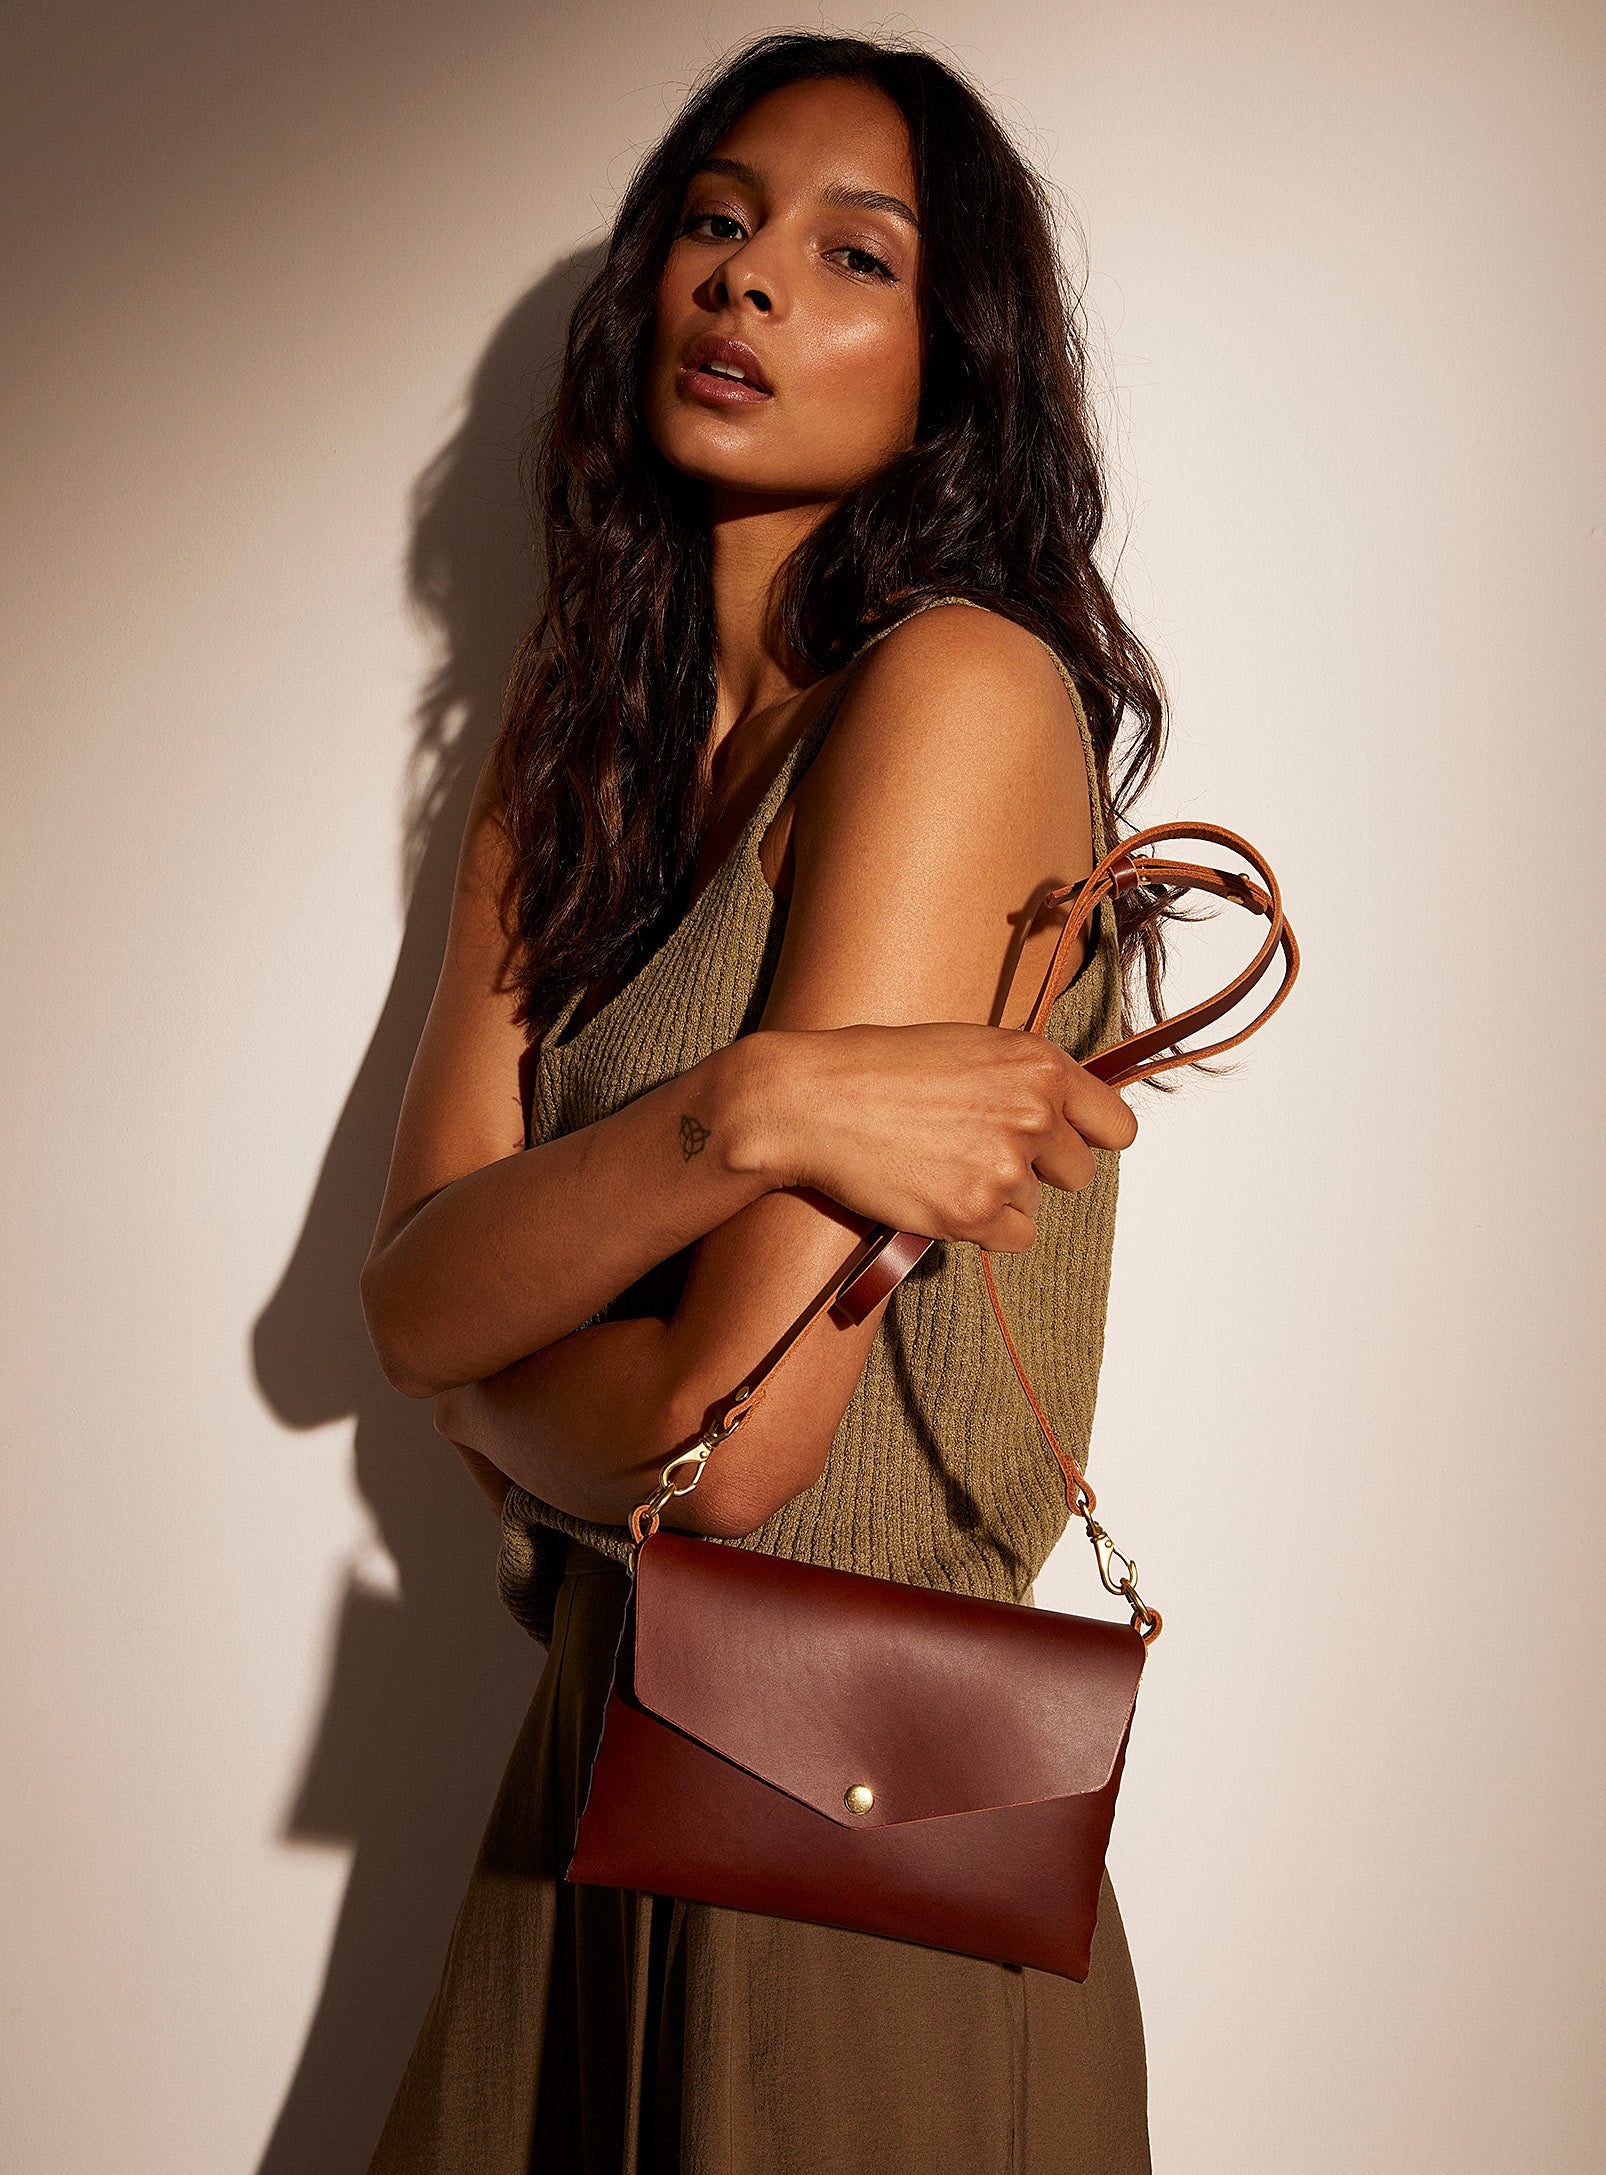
[1084,1517,1163,1646]
[627,1386,756,1550]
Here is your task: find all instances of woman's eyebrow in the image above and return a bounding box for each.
[689,155,920,233]
[821,183,920,233]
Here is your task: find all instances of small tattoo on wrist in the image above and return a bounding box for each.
[679,1112,711,1160]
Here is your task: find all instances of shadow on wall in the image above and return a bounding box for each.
[249,244,603,2175]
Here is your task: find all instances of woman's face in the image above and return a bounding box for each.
[643,75,925,505]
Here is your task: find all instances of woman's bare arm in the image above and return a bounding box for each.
[436,605,1139,1538]
[359,749,784,1399]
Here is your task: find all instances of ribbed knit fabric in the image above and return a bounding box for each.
[496,595,1124,1646]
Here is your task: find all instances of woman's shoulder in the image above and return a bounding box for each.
[831,595,1083,748]
[861,594,1078,698]
[812,595,1089,820]
[777,595,1099,1011]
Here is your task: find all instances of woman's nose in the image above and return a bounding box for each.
[708,244,787,318]
[715,270,772,312]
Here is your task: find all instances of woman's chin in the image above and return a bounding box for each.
[655,443,828,505]
[654,436,880,512]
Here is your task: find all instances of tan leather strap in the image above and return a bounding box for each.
[630,821,1300,1646]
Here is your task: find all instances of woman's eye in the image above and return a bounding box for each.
[677,211,745,242]
[830,245,896,284]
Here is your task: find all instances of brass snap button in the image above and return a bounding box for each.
[844,1783,874,1815]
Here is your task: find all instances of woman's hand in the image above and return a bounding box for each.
[745,1021,1137,1254]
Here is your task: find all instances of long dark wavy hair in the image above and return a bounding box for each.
[494,29,1181,1065]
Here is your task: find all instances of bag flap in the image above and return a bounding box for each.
[630,1530,1146,1830]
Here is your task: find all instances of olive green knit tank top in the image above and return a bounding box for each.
[496,595,1125,1645]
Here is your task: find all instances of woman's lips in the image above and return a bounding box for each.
[678,363,774,408]
[677,333,775,407]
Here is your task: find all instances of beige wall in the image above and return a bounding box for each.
[4,3,1601,2168]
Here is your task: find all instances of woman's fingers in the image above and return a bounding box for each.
[775,1021,1137,1244]
[1059,1056,1139,1152]
[1027,1123,1099,1197]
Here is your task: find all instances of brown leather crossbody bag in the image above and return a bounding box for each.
[566,822,1299,1981]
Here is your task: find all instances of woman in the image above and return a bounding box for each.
[361,29,1175,2173]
